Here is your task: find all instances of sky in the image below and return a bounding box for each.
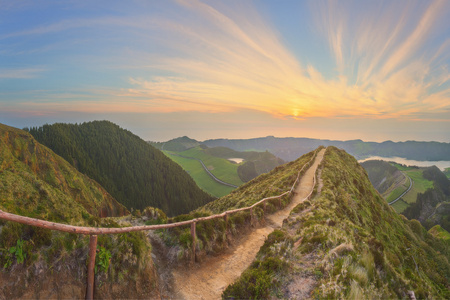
[0,0,449,142]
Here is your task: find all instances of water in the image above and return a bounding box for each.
[358,156,450,171]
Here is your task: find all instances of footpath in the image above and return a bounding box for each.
[171,149,326,299]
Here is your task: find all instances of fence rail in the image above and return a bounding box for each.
[0,148,321,300]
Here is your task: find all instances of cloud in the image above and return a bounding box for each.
[120,0,449,121]
[0,68,46,79]
[3,0,449,122]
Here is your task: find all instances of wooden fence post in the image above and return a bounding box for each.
[191,221,196,263]
[86,234,97,300]
[223,212,228,237]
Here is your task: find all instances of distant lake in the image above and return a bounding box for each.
[358,156,450,171]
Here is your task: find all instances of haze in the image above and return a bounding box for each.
[1,0,449,142]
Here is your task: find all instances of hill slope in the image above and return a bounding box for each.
[360,160,405,197]
[0,124,160,299]
[27,121,213,216]
[363,160,450,232]
[0,123,127,221]
[223,147,450,299]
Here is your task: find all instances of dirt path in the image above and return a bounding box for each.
[172,149,326,300]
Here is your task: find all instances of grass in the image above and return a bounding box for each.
[401,170,434,203]
[179,147,244,186]
[444,168,450,179]
[387,164,434,205]
[391,199,410,213]
[224,147,450,299]
[164,151,234,198]
[385,185,408,203]
[428,225,450,241]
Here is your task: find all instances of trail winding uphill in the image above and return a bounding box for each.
[171,149,326,300]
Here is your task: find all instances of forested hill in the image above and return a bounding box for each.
[0,123,127,221]
[26,121,213,216]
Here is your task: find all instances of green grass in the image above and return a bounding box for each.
[444,168,450,179]
[391,199,409,213]
[164,151,234,198]
[179,147,244,186]
[429,225,450,241]
[389,165,434,205]
[402,170,434,203]
[385,185,408,203]
[223,147,450,299]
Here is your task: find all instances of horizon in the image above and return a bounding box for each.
[6,119,449,145]
[1,1,449,142]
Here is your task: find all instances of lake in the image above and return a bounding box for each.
[358,156,450,171]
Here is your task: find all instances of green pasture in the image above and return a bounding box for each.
[164,151,236,198]
[178,147,244,186]
[391,199,410,213]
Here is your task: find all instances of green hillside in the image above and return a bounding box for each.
[363,160,450,232]
[429,225,450,242]
[360,160,405,197]
[223,147,450,299]
[157,149,319,262]
[173,146,244,186]
[445,168,450,179]
[26,121,213,216]
[165,151,235,198]
[0,123,127,221]
[0,123,158,298]
[159,138,284,197]
[150,136,200,152]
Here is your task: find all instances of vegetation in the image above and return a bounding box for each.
[170,146,244,186]
[223,147,450,299]
[360,160,404,197]
[161,140,284,197]
[165,152,235,198]
[158,149,319,262]
[0,123,158,298]
[26,121,213,216]
[428,225,450,242]
[444,167,450,179]
[364,159,450,232]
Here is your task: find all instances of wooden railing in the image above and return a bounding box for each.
[0,149,320,300]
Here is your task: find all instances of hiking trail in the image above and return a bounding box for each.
[170,149,325,299]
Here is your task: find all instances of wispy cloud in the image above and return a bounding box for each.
[0,68,46,79]
[121,0,449,121]
[3,0,449,122]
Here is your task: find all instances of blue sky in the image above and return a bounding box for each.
[1,0,449,142]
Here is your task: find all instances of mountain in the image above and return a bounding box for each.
[0,123,127,222]
[26,121,213,217]
[0,124,159,299]
[221,147,450,298]
[203,136,450,161]
[150,136,200,152]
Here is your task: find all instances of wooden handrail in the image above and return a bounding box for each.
[0,148,321,299]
